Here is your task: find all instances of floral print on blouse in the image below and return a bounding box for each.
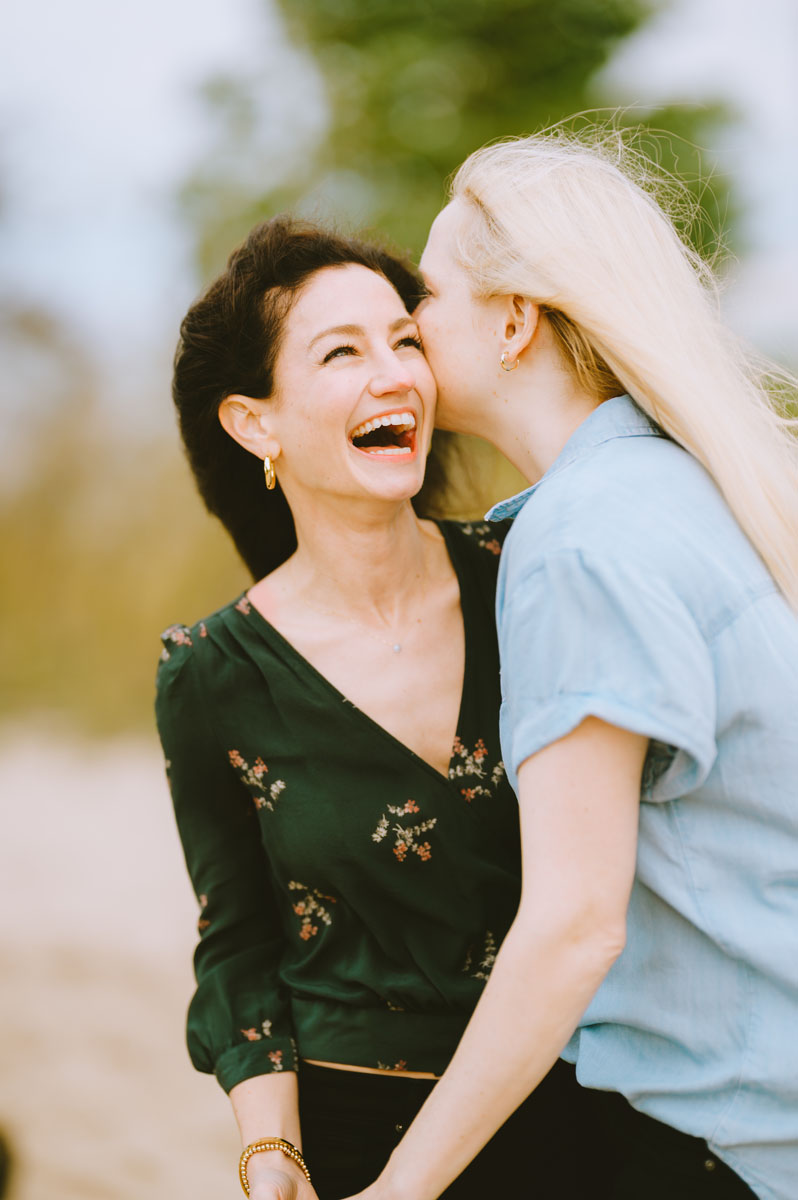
[155,519,520,1092]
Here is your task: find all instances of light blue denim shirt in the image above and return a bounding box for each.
[487,394,798,1200]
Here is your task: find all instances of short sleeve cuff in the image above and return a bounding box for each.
[497,549,720,803]
[506,692,717,802]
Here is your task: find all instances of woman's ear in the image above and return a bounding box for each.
[218,394,281,463]
[501,295,539,360]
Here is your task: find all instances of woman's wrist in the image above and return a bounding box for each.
[246,1148,302,1175]
[367,1151,426,1200]
[244,1147,309,1193]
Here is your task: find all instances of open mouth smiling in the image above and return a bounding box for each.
[348,410,417,457]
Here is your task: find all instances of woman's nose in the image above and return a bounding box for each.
[368,353,415,397]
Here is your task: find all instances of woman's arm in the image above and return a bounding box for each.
[346,716,647,1200]
[156,631,317,1198]
[231,1073,318,1199]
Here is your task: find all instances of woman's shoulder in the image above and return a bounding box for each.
[155,597,259,744]
[437,519,511,617]
[157,594,253,678]
[507,432,751,585]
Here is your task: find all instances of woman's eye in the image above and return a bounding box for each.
[322,344,357,364]
[396,334,423,351]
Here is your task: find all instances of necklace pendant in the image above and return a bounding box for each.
[392,643,402,653]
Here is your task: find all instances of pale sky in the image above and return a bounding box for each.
[0,0,322,411]
[599,0,798,356]
[1,0,795,423]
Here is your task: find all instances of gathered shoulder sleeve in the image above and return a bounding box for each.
[155,624,297,1092]
[500,550,718,801]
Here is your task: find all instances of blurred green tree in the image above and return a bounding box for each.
[182,0,731,278]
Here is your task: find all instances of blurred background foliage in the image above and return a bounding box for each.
[2,0,736,734]
[184,0,730,273]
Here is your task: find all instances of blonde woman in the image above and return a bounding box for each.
[346,134,798,1200]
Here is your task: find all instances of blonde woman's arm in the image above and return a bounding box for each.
[345,715,646,1200]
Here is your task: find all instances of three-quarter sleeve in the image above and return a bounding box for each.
[155,629,297,1092]
[500,549,717,800]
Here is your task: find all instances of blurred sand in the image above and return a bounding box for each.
[0,726,240,1199]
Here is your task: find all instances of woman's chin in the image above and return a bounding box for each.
[345,445,426,499]
[348,469,426,506]
[367,479,425,505]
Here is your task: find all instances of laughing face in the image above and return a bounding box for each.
[264,263,435,506]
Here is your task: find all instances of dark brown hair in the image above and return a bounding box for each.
[173,215,447,579]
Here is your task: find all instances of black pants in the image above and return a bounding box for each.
[299,1058,615,1198]
[601,1090,757,1199]
[298,1061,757,1198]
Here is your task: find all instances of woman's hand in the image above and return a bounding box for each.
[248,1165,300,1200]
[246,1154,320,1200]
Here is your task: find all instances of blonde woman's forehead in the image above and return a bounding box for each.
[420,203,466,278]
[425,202,462,249]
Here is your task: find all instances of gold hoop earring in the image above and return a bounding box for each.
[500,351,519,373]
[263,455,276,490]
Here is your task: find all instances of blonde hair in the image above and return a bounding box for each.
[450,128,798,609]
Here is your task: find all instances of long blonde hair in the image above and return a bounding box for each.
[450,128,798,609]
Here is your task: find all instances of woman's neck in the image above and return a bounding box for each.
[274,499,442,623]
[450,318,604,485]
[483,366,602,485]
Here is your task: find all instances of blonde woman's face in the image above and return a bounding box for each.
[417,201,503,433]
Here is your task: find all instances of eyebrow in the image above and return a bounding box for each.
[308,315,416,350]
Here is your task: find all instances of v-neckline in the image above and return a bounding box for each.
[234,520,474,789]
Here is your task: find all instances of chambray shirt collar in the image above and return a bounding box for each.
[486,394,661,522]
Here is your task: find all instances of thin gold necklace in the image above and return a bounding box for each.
[299,524,439,654]
[303,602,411,653]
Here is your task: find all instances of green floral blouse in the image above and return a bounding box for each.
[156,520,521,1094]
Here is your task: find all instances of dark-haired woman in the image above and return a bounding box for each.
[156,218,613,1200]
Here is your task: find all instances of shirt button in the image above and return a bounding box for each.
[704,1158,716,1172]
[394,1123,404,1134]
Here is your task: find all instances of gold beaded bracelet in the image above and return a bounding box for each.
[239,1137,312,1196]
